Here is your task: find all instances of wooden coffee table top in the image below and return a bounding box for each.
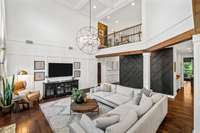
[71,99,99,113]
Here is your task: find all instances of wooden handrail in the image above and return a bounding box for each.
[107,24,142,36]
[104,24,142,48]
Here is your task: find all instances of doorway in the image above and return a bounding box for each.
[97,63,101,86]
[183,57,194,93]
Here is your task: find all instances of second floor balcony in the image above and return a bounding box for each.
[99,24,142,48]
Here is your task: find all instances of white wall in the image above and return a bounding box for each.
[98,57,119,84]
[97,0,194,56]
[143,0,193,44]
[5,0,97,96]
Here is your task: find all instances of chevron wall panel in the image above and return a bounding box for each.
[120,55,143,88]
[150,48,174,95]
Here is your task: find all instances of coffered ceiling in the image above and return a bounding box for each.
[54,0,136,19]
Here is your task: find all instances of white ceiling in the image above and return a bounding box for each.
[54,0,141,33]
[54,0,138,19]
[101,0,141,33]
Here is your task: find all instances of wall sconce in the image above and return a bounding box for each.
[17,70,28,75]
[17,70,34,90]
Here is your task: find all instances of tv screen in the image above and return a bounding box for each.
[48,63,73,77]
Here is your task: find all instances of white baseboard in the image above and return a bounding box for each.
[167,95,176,99]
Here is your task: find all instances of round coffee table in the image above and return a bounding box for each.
[70,99,99,114]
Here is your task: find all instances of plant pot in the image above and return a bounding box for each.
[75,98,84,104]
[1,104,13,114]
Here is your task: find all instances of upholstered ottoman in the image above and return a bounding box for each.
[27,91,40,107]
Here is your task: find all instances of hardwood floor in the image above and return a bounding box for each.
[157,81,193,133]
[0,105,52,133]
[0,82,193,133]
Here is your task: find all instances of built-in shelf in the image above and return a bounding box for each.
[43,79,78,99]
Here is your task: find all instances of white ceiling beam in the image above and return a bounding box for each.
[96,0,134,19]
[75,0,88,10]
[98,0,113,8]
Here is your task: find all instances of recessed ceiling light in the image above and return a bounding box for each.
[131,2,135,6]
[115,20,119,23]
[93,5,97,9]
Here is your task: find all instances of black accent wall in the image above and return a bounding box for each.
[120,55,143,88]
[150,48,174,95]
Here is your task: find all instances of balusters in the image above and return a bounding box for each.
[105,24,142,48]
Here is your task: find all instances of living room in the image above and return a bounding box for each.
[0,0,200,133]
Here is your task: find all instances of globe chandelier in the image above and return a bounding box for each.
[76,0,99,55]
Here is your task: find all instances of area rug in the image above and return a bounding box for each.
[0,124,16,133]
[40,97,112,133]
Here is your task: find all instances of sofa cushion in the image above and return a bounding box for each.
[107,103,135,121]
[95,114,120,130]
[80,114,104,133]
[93,91,112,98]
[116,85,134,98]
[104,94,130,106]
[70,122,87,133]
[151,93,163,104]
[105,109,138,133]
[133,89,141,96]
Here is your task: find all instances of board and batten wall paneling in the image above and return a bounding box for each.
[97,57,119,84]
[120,54,143,88]
[150,48,174,95]
[5,0,98,97]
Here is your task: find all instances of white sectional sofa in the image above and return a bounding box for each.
[90,83,136,108]
[70,83,168,133]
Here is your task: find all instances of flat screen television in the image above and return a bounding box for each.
[48,63,73,77]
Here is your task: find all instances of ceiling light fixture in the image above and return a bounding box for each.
[115,20,119,23]
[76,0,99,55]
[131,2,135,6]
[93,5,96,9]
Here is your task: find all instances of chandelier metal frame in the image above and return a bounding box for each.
[76,0,99,55]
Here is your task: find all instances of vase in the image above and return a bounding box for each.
[84,97,87,103]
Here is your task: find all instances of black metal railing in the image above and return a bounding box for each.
[105,24,142,48]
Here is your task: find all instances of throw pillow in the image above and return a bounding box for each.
[80,114,104,133]
[105,109,138,133]
[141,88,153,97]
[133,92,142,105]
[102,83,112,92]
[136,94,153,117]
[95,114,120,130]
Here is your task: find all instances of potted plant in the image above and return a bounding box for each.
[72,88,86,104]
[0,75,15,113]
